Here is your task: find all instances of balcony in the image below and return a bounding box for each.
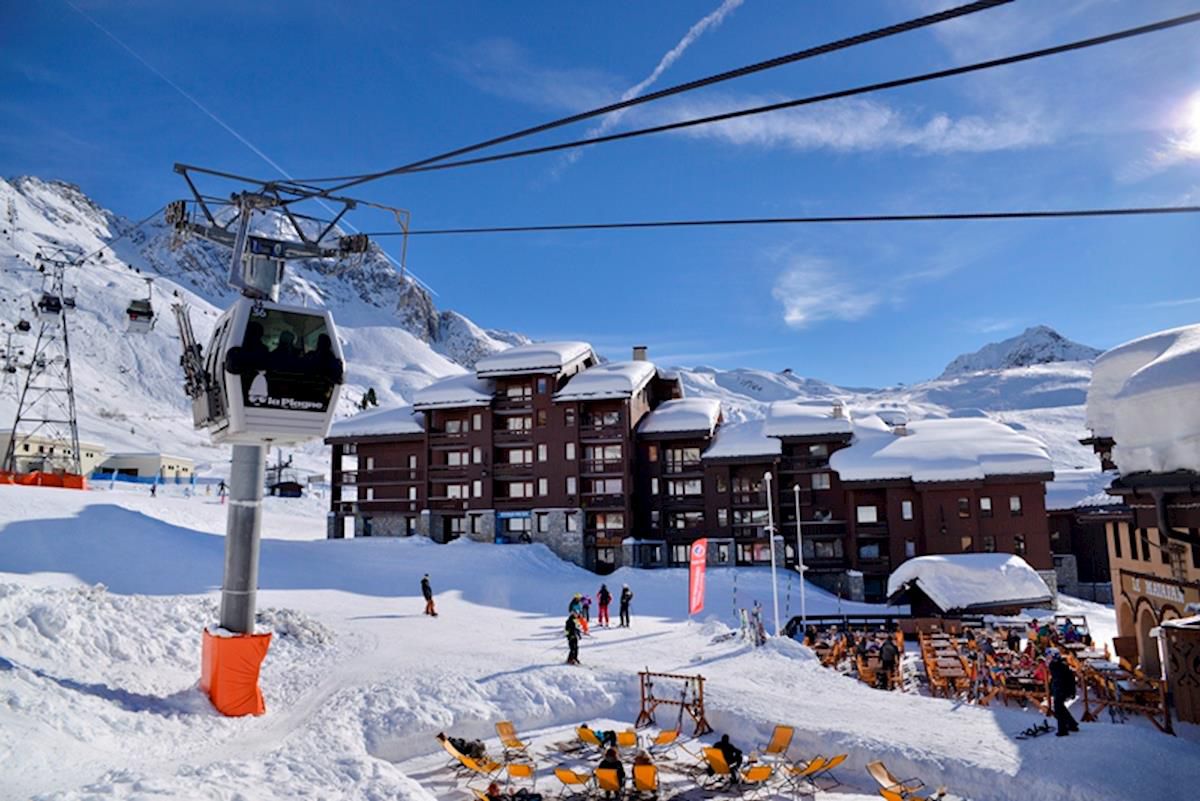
[854,522,889,536]
[580,492,627,509]
[581,459,624,475]
[579,424,625,440]
[428,463,469,475]
[663,461,703,475]
[428,430,469,445]
[494,428,533,444]
[428,496,470,511]
[584,531,626,548]
[493,462,533,477]
[336,468,420,484]
[493,395,533,412]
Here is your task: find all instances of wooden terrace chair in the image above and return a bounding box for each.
[632,763,659,799]
[554,767,593,801]
[757,725,794,761]
[866,760,928,799]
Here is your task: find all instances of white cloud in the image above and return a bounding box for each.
[771,257,881,328]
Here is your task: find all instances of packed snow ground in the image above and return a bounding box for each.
[1,483,1197,801]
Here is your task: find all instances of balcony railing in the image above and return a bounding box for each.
[580,492,626,508]
[493,395,533,411]
[493,462,533,477]
[581,459,624,474]
[579,424,625,439]
[337,468,420,484]
[494,428,534,443]
[663,461,703,475]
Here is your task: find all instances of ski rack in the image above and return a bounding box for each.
[634,670,713,736]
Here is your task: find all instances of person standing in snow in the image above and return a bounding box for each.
[597,584,612,627]
[619,584,633,628]
[1048,649,1079,737]
[581,594,592,623]
[421,573,437,617]
[150,483,157,498]
[878,636,899,690]
[565,613,581,665]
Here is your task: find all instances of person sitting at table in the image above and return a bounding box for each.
[1005,627,1022,653]
[1063,622,1080,643]
[979,636,996,658]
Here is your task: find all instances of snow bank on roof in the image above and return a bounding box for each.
[887,553,1051,612]
[555,361,656,401]
[475,341,595,377]
[412,373,493,410]
[763,400,852,437]
[703,419,782,460]
[830,414,1052,482]
[1045,468,1118,511]
[328,405,424,438]
[1085,323,1200,474]
[638,398,722,436]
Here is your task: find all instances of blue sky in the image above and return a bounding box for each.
[2,0,1198,386]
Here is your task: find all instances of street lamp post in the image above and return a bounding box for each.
[764,471,781,637]
[793,483,807,634]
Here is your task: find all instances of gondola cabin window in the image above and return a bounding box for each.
[226,308,340,414]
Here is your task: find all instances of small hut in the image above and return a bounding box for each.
[887,553,1052,617]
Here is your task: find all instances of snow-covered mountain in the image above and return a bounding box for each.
[0,176,524,474]
[940,325,1101,378]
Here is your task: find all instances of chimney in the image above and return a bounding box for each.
[632,345,648,362]
[892,422,908,437]
[831,400,846,419]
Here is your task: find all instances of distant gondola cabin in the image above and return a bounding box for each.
[199,297,344,445]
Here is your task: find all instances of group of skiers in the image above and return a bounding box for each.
[564,583,633,665]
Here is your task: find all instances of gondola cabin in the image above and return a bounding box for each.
[197,297,344,445]
[35,293,63,321]
[126,299,155,333]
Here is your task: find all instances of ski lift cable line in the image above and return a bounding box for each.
[300,0,1014,190]
[332,10,1200,180]
[363,205,1200,237]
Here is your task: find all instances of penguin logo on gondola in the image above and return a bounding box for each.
[248,371,269,405]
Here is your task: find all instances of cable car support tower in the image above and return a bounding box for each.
[2,247,81,476]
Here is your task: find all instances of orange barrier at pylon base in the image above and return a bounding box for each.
[0,470,87,489]
[200,628,272,717]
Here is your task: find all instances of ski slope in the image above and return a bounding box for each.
[1,483,1196,801]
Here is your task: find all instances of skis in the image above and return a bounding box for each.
[1014,720,1053,740]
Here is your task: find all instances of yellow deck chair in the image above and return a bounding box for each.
[809,752,846,789]
[507,762,536,790]
[866,760,926,797]
[697,747,735,789]
[739,764,774,800]
[595,767,623,798]
[758,725,794,760]
[783,756,826,792]
[462,754,503,779]
[578,726,603,750]
[555,767,591,800]
[632,763,659,798]
[616,730,638,751]
[496,721,530,758]
[439,736,469,774]
[647,729,679,758]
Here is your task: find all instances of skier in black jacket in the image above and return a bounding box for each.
[619,584,633,628]
[421,573,437,617]
[878,638,899,690]
[565,614,581,665]
[1048,649,1080,736]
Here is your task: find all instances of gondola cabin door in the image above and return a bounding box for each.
[207,297,344,445]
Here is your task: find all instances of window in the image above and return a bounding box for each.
[506,448,532,464]
[565,408,576,427]
[566,512,579,532]
[445,418,465,434]
[408,454,418,469]
[447,451,468,467]
[1160,530,1170,565]
[812,472,831,490]
[715,474,728,494]
[1112,522,1122,559]
[1139,528,1151,562]
[669,511,704,530]
[505,516,532,535]
[731,475,763,504]
[405,517,416,535]
[1009,495,1022,516]
[365,487,374,501]
[506,383,532,400]
[538,478,548,496]
[584,444,621,470]
[651,477,659,495]
[665,447,702,473]
[565,442,576,460]
[536,410,547,427]
[469,514,483,534]
[1127,526,1138,561]
[587,478,622,494]
[859,542,880,560]
[408,486,418,500]
[537,444,548,462]
[671,544,690,565]
[856,505,878,524]
[536,378,548,394]
[506,481,535,499]
[905,539,915,557]
[471,446,481,464]
[590,512,625,531]
[901,500,914,521]
[733,509,769,526]
[448,516,466,535]
[566,476,577,495]
[585,410,620,428]
[506,416,532,432]
[961,535,973,552]
[595,547,617,567]
[651,510,660,526]
[667,478,703,496]
[808,443,828,457]
[473,413,483,431]
[717,508,728,527]
[1014,534,1026,556]
[983,534,996,552]
[537,513,550,533]
[803,538,844,560]
[715,542,731,563]
[980,497,993,517]
[365,456,375,470]
[446,484,469,499]
[1191,533,1200,569]
[957,497,970,518]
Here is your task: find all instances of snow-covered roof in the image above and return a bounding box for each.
[763,400,852,438]
[1085,323,1200,475]
[327,405,424,439]
[554,361,656,402]
[638,398,722,437]
[412,373,494,410]
[829,414,1053,483]
[703,419,782,460]
[1045,468,1119,511]
[475,341,596,377]
[887,553,1052,612]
